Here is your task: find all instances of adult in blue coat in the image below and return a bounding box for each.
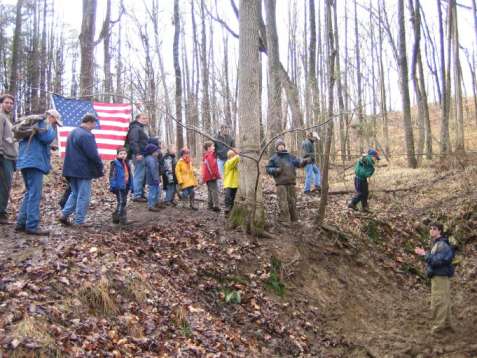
[15,110,62,235]
[60,114,104,226]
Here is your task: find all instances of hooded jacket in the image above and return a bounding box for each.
[175,158,197,189]
[202,151,220,182]
[0,109,18,160]
[266,150,306,185]
[302,138,316,162]
[109,159,132,191]
[354,155,376,180]
[425,236,455,278]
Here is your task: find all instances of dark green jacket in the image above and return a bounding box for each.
[354,155,375,180]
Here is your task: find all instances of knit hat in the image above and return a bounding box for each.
[275,139,286,151]
[368,149,380,160]
[143,143,159,156]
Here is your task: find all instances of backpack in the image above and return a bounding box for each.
[11,115,46,141]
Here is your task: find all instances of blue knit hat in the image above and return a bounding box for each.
[368,149,380,160]
[143,143,159,156]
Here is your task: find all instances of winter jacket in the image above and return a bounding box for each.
[0,109,18,160]
[161,153,177,186]
[62,127,104,179]
[202,151,221,182]
[214,133,235,161]
[127,121,149,156]
[224,155,240,189]
[16,117,57,174]
[145,154,160,186]
[175,158,198,189]
[354,155,375,180]
[425,237,455,278]
[266,150,306,186]
[109,159,132,192]
[302,138,316,163]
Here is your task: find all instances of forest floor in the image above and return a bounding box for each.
[0,153,476,357]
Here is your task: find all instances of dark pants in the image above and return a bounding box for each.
[277,184,297,222]
[16,168,44,230]
[351,177,369,208]
[0,157,15,217]
[224,187,237,212]
[114,189,128,222]
[207,180,219,209]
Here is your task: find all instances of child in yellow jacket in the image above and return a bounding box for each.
[223,149,240,214]
[175,147,198,210]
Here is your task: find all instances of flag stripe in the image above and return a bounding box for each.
[52,95,132,160]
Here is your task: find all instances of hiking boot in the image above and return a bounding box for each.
[313,186,321,193]
[0,214,10,225]
[25,228,50,236]
[155,202,166,209]
[58,215,70,226]
[133,197,147,203]
[112,213,120,224]
[362,206,371,213]
[347,203,358,211]
[148,207,161,212]
[14,225,26,232]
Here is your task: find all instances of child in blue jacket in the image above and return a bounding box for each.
[109,147,133,224]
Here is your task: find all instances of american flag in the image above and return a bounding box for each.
[52,94,132,160]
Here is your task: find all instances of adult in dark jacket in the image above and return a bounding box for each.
[415,222,455,335]
[109,147,133,224]
[214,124,235,187]
[127,113,150,201]
[0,94,17,225]
[348,149,380,212]
[15,110,62,235]
[59,114,104,226]
[266,139,309,224]
[302,132,321,194]
[144,143,161,211]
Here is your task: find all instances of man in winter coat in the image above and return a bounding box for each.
[415,222,455,335]
[127,113,150,201]
[15,110,62,235]
[59,114,104,226]
[348,149,380,212]
[302,132,321,194]
[214,124,235,188]
[266,139,309,224]
[0,94,17,225]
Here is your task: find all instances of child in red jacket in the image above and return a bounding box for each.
[202,141,221,212]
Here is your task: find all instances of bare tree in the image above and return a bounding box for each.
[9,0,24,100]
[173,0,184,148]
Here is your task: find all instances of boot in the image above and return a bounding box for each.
[25,228,50,236]
[189,194,198,211]
[347,202,358,211]
[112,212,120,224]
[119,210,128,225]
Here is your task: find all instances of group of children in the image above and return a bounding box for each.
[108,141,241,224]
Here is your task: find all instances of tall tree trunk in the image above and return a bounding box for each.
[377,1,390,156]
[354,0,365,153]
[223,35,232,128]
[451,0,464,152]
[9,0,24,99]
[39,0,47,109]
[29,0,40,113]
[438,0,450,154]
[237,0,264,231]
[173,0,184,149]
[200,0,211,132]
[317,0,335,225]
[79,0,97,98]
[103,0,112,102]
[264,0,282,154]
[398,0,417,168]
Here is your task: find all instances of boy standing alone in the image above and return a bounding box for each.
[348,149,380,212]
[415,223,455,335]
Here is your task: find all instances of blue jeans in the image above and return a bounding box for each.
[180,186,194,199]
[62,178,92,224]
[164,183,176,202]
[0,157,15,216]
[304,163,321,192]
[147,184,159,208]
[217,158,225,188]
[16,168,44,230]
[133,156,146,199]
